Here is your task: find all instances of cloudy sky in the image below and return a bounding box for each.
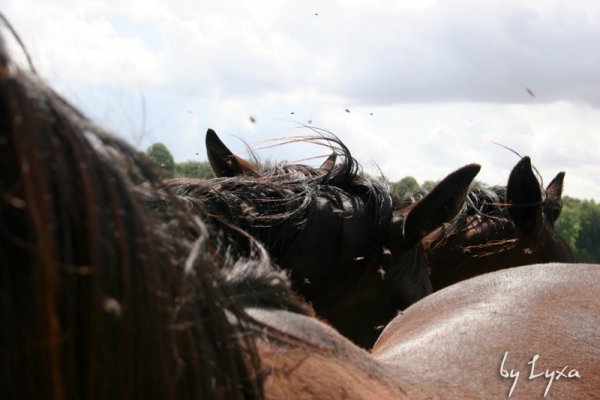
[4,0,600,199]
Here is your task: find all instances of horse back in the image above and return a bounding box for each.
[372,263,600,399]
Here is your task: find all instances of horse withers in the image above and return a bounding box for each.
[425,156,574,291]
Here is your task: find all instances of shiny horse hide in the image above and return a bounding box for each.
[252,263,600,399]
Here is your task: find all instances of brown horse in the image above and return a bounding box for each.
[425,156,574,291]
[160,130,480,348]
[3,29,600,399]
[253,262,600,399]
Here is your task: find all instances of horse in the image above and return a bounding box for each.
[250,261,600,399]
[3,29,600,399]
[424,156,575,291]
[0,34,294,398]
[156,129,480,348]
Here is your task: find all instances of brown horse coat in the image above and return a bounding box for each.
[253,263,600,399]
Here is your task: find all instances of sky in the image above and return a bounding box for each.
[3,0,600,200]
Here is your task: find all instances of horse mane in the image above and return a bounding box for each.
[158,135,394,273]
[138,181,311,314]
[256,132,361,185]
[223,255,312,314]
[462,185,508,223]
[427,184,525,254]
[0,27,310,399]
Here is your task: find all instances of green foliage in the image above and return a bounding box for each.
[575,199,600,263]
[555,197,582,254]
[175,161,214,179]
[420,180,438,193]
[548,196,600,263]
[145,142,215,179]
[389,176,420,199]
[146,143,175,178]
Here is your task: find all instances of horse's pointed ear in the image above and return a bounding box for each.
[506,156,543,235]
[400,164,480,246]
[320,153,336,171]
[544,171,565,224]
[205,129,260,177]
[546,171,565,201]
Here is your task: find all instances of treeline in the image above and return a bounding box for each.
[145,143,214,179]
[555,197,600,263]
[145,142,599,263]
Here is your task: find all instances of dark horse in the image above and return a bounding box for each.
[156,129,480,347]
[3,30,600,399]
[425,156,574,291]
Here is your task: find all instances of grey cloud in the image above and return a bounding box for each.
[312,3,600,107]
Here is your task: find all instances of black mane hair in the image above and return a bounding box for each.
[149,134,394,274]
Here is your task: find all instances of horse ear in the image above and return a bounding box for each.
[401,164,480,246]
[205,129,260,177]
[320,153,336,171]
[506,156,543,235]
[544,171,565,224]
[546,171,565,201]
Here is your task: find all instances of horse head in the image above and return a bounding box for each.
[427,156,574,291]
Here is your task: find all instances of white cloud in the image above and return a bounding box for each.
[333,101,600,200]
[3,0,599,200]
[315,1,600,106]
[4,1,165,89]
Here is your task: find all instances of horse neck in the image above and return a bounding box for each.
[531,223,575,262]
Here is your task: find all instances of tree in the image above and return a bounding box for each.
[421,180,438,193]
[554,197,600,263]
[146,143,175,178]
[555,197,582,256]
[175,161,214,179]
[389,176,420,199]
[575,199,600,263]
